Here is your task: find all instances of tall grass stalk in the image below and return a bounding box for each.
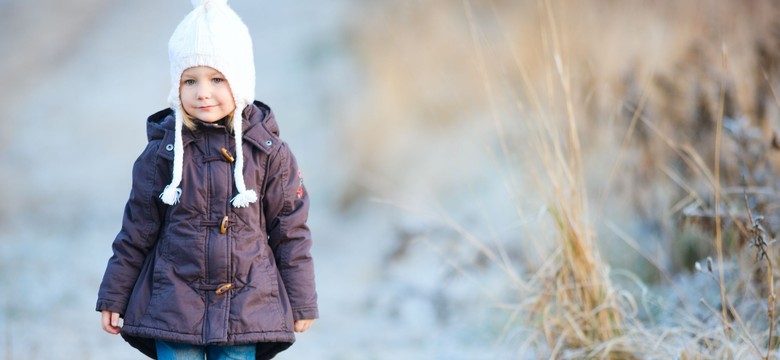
[509,0,628,356]
[713,44,730,344]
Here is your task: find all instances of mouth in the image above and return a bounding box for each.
[197,105,215,110]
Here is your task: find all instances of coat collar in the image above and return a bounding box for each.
[147,100,281,160]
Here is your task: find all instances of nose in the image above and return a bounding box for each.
[196,84,212,100]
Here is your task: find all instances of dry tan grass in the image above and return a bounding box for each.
[346,0,780,357]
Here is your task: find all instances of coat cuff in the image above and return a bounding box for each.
[292,306,319,321]
[95,298,127,315]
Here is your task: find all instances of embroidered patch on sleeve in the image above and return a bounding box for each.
[296,169,304,199]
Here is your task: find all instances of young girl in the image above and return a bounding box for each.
[96,1,318,359]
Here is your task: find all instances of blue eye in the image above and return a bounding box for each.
[183,79,196,86]
[212,77,225,84]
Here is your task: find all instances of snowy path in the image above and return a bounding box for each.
[0,1,373,359]
[0,1,509,359]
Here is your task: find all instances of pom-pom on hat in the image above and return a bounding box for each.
[161,0,258,208]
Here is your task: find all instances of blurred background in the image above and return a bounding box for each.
[2,0,780,359]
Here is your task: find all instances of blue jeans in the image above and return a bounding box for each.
[155,340,256,360]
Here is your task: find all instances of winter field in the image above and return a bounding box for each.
[2,0,780,359]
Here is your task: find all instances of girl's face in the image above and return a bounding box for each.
[179,66,236,123]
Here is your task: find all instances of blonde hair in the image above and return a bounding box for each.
[181,106,236,132]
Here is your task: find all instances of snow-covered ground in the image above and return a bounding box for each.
[0,1,517,359]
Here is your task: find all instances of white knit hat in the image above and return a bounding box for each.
[161,0,258,208]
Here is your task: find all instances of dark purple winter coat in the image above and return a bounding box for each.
[96,101,318,360]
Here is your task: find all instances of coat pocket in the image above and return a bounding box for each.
[228,254,287,333]
[139,256,206,334]
[159,232,206,283]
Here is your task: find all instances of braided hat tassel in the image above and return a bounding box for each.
[160,107,185,205]
[230,102,258,208]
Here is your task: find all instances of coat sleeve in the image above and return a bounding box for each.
[95,140,166,315]
[264,143,319,321]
